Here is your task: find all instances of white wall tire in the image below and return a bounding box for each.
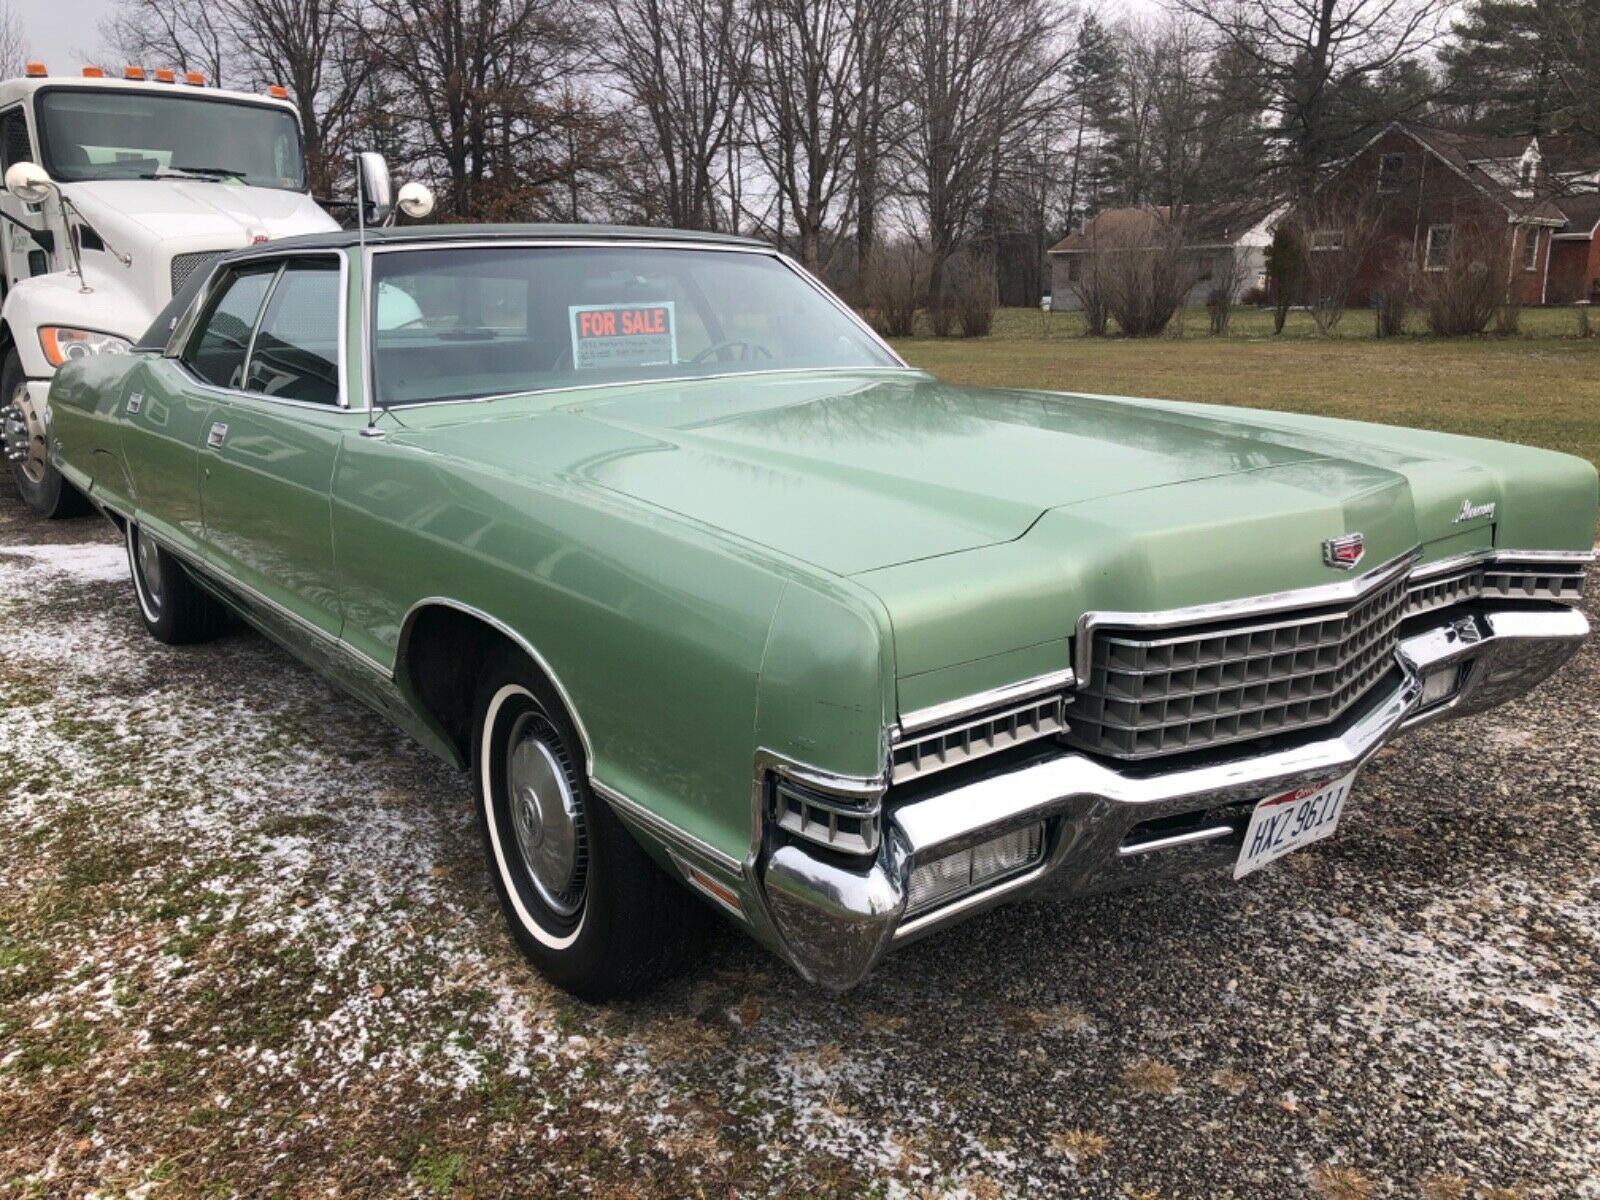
[124,522,229,645]
[470,656,704,1000]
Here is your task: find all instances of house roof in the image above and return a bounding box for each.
[1553,191,1600,237]
[1048,201,1275,254]
[1390,125,1576,225]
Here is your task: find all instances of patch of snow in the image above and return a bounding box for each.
[0,541,129,585]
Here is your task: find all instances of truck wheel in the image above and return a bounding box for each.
[2,349,88,518]
[125,522,229,644]
[472,656,701,1000]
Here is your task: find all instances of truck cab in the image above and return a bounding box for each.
[0,65,339,516]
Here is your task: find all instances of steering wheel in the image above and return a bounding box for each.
[691,340,772,365]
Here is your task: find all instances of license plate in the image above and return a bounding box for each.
[1233,771,1357,879]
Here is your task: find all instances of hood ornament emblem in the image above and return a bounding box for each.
[1323,532,1365,570]
[1455,498,1496,523]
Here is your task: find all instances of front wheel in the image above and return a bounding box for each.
[472,657,702,1000]
[2,348,87,518]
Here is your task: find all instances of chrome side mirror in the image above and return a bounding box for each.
[5,161,54,205]
[396,181,434,221]
[355,151,393,227]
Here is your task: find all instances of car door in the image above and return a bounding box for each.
[197,254,354,643]
[124,261,277,555]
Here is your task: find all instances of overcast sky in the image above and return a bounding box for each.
[13,0,116,71]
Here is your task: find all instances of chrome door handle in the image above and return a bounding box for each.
[207,421,228,448]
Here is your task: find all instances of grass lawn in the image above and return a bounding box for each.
[892,307,1600,501]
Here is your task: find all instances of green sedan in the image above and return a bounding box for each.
[41,223,1597,998]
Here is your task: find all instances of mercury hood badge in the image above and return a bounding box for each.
[1323,532,1365,569]
[1455,498,1496,523]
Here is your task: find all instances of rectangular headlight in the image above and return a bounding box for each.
[906,823,1045,916]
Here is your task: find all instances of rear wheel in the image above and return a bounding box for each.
[125,522,229,644]
[2,348,87,518]
[472,656,701,1000]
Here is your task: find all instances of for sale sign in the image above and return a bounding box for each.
[568,302,677,371]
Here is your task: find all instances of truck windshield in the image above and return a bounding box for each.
[369,245,900,406]
[36,89,306,191]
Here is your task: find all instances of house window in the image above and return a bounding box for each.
[1066,256,1082,283]
[1424,224,1454,270]
[1309,229,1344,252]
[1523,228,1540,271]
[1378,153,1405,193]
[1195,254,1213,281]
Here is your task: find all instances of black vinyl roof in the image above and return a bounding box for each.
[255,223,769,256]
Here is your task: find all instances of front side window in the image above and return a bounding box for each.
[1523,228,1540,271]
[184,265,276,389]
[1425,224,1454,271]
[369,245,897,407]
[246,260,341,404]
[1310,229,1344,252]
[1,107,31,171]
[35,88,306,191]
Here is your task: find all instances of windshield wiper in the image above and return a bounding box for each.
[169,165,248,180]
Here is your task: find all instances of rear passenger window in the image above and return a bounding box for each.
[246,260,340,404]
[185,266,275,389]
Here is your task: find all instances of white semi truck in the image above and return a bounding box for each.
[0,64,339,516]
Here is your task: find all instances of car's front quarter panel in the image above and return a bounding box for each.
[44,351,142,509]
[331,429,823,870]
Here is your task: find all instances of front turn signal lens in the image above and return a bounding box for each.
[39,327,132,367]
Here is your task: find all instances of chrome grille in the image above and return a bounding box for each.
[170,250,225,297]
[892,694,1067,784]
[1070,573,1408,760]
[1408,558,1586,616]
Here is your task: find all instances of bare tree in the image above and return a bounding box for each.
[599,0,752,231]
[102,0,230,85]
[1290,191,1380,333]
[364,0,589,218]
[746,0,867,270]
[1412,217,1513,337]
[0,0,26,77]
[1097,215,1195,336]
[897,0,1072,307]
[860,239,928,337]
[851,0,909,285]
[1173,0,1447,193]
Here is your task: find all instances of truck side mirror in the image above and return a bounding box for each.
[396,181,434,221]
[355,152,393,228]
[5,161,55,206]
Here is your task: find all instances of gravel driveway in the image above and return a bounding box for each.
[2,485,1596,1200]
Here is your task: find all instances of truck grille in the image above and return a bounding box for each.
[170,250,225,297]
[1070,572,1408,760]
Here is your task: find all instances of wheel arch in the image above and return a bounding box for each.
[394,599,594,773]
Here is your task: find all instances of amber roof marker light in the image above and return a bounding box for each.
[123,65,146,80]
[24,62,46,78]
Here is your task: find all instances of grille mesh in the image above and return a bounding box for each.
[170,250,225,297]
[892,695,1066,784]
[1069,573,1408,760]
[1408,559,1586,616]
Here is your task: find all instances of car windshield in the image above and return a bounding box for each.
[369,244,899,406]
[36,88,306,191]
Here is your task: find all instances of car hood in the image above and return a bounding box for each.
[407,370,1359,575]
[65,179,338,245]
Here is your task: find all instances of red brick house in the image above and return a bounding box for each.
[1314,123,1600,305]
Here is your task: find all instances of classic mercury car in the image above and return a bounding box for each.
[43,223,1597,998]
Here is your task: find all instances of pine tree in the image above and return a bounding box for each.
[1061,14,1122,227]
[1442,0,1559,134]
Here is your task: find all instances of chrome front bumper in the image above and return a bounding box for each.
[758,606,1590,991]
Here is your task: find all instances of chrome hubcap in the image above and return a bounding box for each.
[134,529,163,610]
[2,384,45,484]
[505,718,585,916]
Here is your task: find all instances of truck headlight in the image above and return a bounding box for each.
[39,327,132,367]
